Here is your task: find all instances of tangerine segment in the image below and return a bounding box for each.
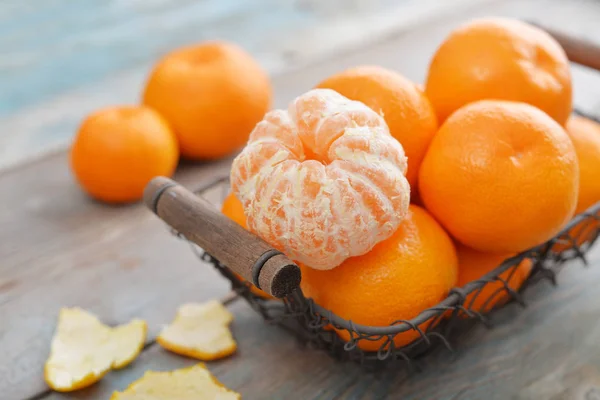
[110,364,240,400]
[157,301,237,361]
[44,308,147,392]
[231,88,410,270]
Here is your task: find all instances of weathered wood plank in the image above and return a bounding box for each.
[0,157,236,400]
[41,246,600,400]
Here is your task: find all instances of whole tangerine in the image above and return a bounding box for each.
[221,192,274,300]
[70,106,179,204]
[300,204,458,352]
[221,191,248,228]
[456,244,532,314]
[552,115,600,250]
[143,41,272,160]
[230,88,411,270]
[565,116,600,215]
[316,65,438,190]
[425,17,572,125]
[418,100,579,253]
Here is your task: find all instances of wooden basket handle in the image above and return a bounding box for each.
[529,21,600,71]
[143,176,301,298]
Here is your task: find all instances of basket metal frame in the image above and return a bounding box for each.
[167,109,600,370]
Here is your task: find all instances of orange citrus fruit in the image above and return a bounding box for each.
[221,192,248,228]
[142,41,272,160]
[419,100,579,254]
[300,205,458,352]
[456,244,532,314]
[231,88,411,270]
[316,65,438,190]
[70,106,179,204]
[425,17,572,125]
[221,192,274,300]
[565,116,600,215]
[551,115,600,250]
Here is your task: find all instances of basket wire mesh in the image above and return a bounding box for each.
[168,110,600,371]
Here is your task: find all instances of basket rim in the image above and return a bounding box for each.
[309,201,599,335]
[191,165,599,337]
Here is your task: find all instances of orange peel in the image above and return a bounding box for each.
[157,300,237,361]
[231,88,411,270]
[110,364,240,400]
[44,308,147,392]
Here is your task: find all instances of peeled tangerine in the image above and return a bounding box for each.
[157,300,236,361]
[231,88,411,270]
[110,364,240,400]
[44,308,147,392]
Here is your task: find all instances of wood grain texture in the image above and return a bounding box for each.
[530,22,600,72]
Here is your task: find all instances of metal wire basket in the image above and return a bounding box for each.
[143,24,600,372]
[168,173,599,371]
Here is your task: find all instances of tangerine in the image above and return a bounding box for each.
[221,192,273,299]
[456,244,532,314]
[221,192,248,228]
[565,116,600,215]
[230,88,411,270]
[70,106,179,204]
[300,205,458,352]
[142,41,272,160]
[419,100,579,253]
[316,66,438,190]
[553,115,600,250]
[425,17,572,125]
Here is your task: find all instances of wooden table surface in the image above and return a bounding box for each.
[2,0,600,399]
